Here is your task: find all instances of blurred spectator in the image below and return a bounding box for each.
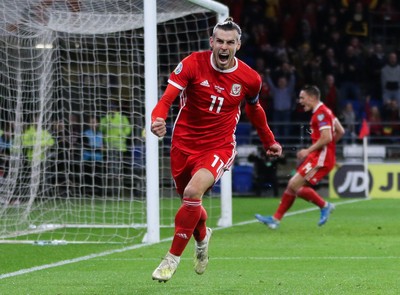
[266,66,296,143]
[340,102,357,143]
[348,36,364,56]
[258,73,272,120]
[51,119,73,197]
[381,52,400,104]
[325,30,346,61]
[291,42,313,86]
[67,113,83,194]
[83,116,104,162]
[367,105,384,143]
[264,0,280,23]
[375,0,400,22]
[303,55,324,90]
[100,104,131,153]
[344,1,370,41]
[82,116,104,196]
[218,0,244,26]
[381,100,400,139]
[321,74,340,116]
[281,12,298,47]
[272,38,292,65]
[365,43,386,100]
[272,60,296,82]
[296,2,318,46]
[254,57,267,75]
[321,47,340,79]
[100,103,131,196]
[317,8,343,49]
[22,118,54,163]
[340,0,379,10]
[339,45,364,102]
[19,117,55,198]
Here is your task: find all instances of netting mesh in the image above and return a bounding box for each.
[0,0,219,244]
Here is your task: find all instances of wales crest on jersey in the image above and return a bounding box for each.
[230,83,242,96]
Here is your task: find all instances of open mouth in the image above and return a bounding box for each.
[218,53,229,63]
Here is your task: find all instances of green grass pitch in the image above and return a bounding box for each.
[0,197,399,294]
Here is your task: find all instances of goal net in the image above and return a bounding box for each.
[0,0,228,244]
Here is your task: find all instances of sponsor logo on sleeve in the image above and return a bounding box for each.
[174,62,183,74]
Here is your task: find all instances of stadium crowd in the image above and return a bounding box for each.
[219,0,400,144]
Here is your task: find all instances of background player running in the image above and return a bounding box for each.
[256,85,345,229]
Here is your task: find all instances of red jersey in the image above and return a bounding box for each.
[166,51,263,154]
[309,102,337,168]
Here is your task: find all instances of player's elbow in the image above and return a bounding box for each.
[336,131,345,142]
[244,101,259,113]
[335,127,345,142]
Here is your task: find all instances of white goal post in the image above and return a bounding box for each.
[144,0,230,243]
[0,0,231,245]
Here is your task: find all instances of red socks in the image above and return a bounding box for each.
[169,198,203,256]
[273,186,326,221]
[297,186,326,208]
[193,206,208,243]
[274,189,296,220]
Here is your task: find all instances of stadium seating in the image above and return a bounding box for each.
[232,165,254,193]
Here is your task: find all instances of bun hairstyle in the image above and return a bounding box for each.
[212,17,242,40]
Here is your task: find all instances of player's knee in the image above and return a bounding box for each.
[287,179,296,191]
[284,186,296,196]
[182,184,203,200]
[295,186,305,196]
[287,175,305,195]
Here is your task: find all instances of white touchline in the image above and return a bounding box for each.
[93,255,400,262]
[0,243,156,280]
[0,198,368,280]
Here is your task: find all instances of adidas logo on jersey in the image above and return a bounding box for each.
[200,80,210,87]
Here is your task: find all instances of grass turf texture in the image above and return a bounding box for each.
[0,197,399,294]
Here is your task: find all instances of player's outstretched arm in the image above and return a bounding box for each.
[151,84,180,138]
[297,128,331,161]
[244,102,280,151]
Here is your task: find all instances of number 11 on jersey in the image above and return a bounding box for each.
[209,95,224,113]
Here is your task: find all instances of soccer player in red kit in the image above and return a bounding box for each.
[151,18,282,282]
[255,85,345,229]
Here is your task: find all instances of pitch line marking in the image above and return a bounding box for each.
[94,255,400,261]
[0,198,367,280]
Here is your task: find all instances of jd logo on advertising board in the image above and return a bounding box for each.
[332,163,400,198]
[333,164,372,198]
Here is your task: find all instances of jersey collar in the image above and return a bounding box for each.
[312,102,323,113]
[210,53,238,73]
